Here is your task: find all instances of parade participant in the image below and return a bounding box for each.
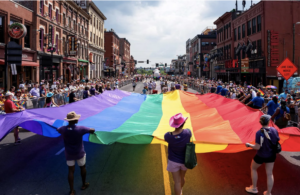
[10,86,16,95]
[271,100,290,129]
[132,80,136,91]
[210,84,217,93]
[170,81,175,89]
[183,83,188,91]
[44,92,59,108]
[83,87,90,99]
[89,85,97,96]
[4,92,24,144]
[115,80,119,89]
[39,83,47,108]
[216,83,222,94]
[261,96,279,116]
[175,82,181,90]
[278,89,289,100]
[148,81,153,94]
[142,87,147,95]
[245,115,279,195]
[220,85,229,97]
[162,84,169,93]
[246,92,265,109]
[230,89,237,99]
[29,83,40,108]
[14,89,27,109]
[105,84,112,91]
[57,111,95,195]
[152,81,156,90]
[164,113,191,195]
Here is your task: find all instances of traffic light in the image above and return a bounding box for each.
[147,59,149,64]
[6,41,22,66]
[165,63,167,67]
[156,63,158,67]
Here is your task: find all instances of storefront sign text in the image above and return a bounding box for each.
[267,30,279,67]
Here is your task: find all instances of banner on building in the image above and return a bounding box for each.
[90,64,95,71]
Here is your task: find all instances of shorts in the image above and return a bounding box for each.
[167,160,187,172]
[253,154,276,164]
[66,154,86,167]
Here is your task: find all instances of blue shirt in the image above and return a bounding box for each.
[278,93,288,100]
[220,88,228,96]
[266,100,279,116]
[255,127,280,158]
[29,87,40,98]
[275,106,290,120]
[216,86,222,94]
[252,96,264,108]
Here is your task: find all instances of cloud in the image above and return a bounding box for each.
[95,0,261,67]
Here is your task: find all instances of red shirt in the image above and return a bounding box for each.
[4,99,17,113]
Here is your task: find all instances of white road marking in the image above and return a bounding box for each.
[55,147,65,155]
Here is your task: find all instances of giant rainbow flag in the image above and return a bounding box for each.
[1,90,300,153]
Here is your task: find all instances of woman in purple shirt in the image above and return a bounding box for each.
[245,115,280,195]
[164,113,191,195]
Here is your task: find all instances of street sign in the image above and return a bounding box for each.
[138,61,144,63]
[276,58,298,81]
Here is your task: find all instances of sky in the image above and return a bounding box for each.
[95,0,260,68]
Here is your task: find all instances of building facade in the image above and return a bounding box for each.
[119,38,130,75]
[86,1,106,79]
[0,0,39,90]
[104,29,119,77]
[214,1,300,90]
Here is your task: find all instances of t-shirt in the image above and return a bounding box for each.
[255,127,280,158]
[267,100,279,116]
[142,89,147,94]
[148,83,153,89]
[252,96,264,108]
[175,84,181,90]
[216,85,222,94]
[57,125,90,160]
[4,99,17,113]
[83,90,89,99]
[278,93,288,100]
[210,87,216,93]
[90,88,96,95]
[220,88,228,96]
[164,129,192,164]
[69,92,76,103]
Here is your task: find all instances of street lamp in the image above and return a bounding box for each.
[293,22,300,64]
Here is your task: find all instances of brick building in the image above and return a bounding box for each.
[214,1,300,90]
[104,29,119,77]
[119,38,131,75]
[0,0,38,90]
[17,0,90,83]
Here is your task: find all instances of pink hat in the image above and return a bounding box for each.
[169,113,188,128]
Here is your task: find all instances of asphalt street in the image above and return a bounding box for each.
[1,81,300,195]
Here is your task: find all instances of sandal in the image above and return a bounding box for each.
[81,182,90,190]
[69,190,75,195]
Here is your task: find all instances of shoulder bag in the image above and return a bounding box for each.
[266,128,281,154]
[184,129,197,169]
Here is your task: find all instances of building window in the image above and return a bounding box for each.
[39,28,44,51]
[252,18,256,34]
[73,20,76,30]
[56,9,59,23]
[257,39,262,56]
[63,37,65,54]
[238,26,241,40]
[93,17,95,27]
[242,24,245,38]
[40,0,44,15]
[234,28,237,41]
[247,21,251,36]
[0,16,4,43]
[63,14,66,26]
[56,34,58,53]
[49,4,52,18]
[24,25,30,48]
[257,15,261,32]
[90,32,92,42]
[93,34,95,43]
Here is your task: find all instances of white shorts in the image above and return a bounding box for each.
[66,154,86,167]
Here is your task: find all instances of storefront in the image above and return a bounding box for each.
[78,59,89,80]
[0,49,38,89]
[38,52,63,83]
[63,57,77,83]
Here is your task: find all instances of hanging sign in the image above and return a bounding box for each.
[68,35,77,56]
[8,23,27,39]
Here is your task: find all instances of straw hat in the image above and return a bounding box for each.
[64,111,81,121]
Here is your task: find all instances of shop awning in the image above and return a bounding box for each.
[78,59,89,63]
[0,59,39,66]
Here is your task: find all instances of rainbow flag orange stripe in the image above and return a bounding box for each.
[258,89,265,96]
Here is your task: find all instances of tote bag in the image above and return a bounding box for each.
[184,129,197,169]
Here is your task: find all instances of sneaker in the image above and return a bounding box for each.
[14,138,21,145]
[245,185,258,194]
[263,191,271,195]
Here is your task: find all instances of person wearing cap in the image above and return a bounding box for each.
[43,92,59,108]
[164,113,192,195]
[57,112,95,195]
[245,115,279,195]
[4,92,24,144]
